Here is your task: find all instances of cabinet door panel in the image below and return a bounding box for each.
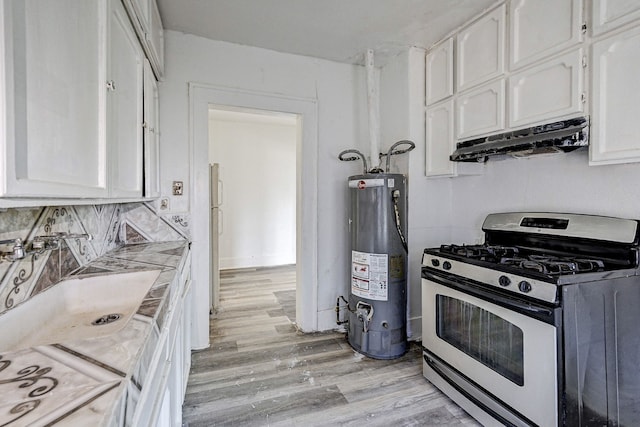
[426,38,454,106]
[456,79,505,139]
[109,0,144,197]
[509,50,584,128]
[592,0,640,36]
[3,0,108,197]
[147,0,164,77]
[426,100,455,177]
[143,60,160,198]
[457,5,505,92]
[591,27,640,164]
[131,0,150,30]
[510,0,582,70]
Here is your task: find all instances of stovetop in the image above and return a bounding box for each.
[422,213,640,303]
[438,244,608,276]
[422,244,636,304]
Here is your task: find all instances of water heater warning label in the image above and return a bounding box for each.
[351,250,388,301]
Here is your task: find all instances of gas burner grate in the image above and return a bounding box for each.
[500,255,606,275]
[439,244,519,261]
[439,244,608,276]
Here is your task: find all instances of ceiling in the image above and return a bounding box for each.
[156,0,497,66]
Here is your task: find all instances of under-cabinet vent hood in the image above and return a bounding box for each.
[450,117,589,162]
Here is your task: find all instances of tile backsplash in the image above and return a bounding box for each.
[0,202,189,316]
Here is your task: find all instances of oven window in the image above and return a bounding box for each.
[436,295,524,386]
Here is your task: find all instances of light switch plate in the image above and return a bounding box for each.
[172,181,183,196]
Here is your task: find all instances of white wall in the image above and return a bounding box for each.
[379,47,453,340]
[159,31,368,335]
[209,111,297,269]
[450,151,640,244]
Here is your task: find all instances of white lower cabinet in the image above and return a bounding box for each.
[133,251,192,426]
[590,25,640,164]
[456,79,505,140]
[508,49,584,128]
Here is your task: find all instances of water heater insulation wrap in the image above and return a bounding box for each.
[347,173,407,359]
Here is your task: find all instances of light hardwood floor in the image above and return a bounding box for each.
[182,265,480,426]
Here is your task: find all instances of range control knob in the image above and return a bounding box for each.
[498,275,511,287]
[442,261,452,271]
[518,281,532,293]
[431,259,440,267]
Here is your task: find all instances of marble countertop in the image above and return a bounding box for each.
[0,240,190,427]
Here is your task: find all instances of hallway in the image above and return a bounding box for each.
[181,265,478,426]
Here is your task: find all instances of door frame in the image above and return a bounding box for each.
[189,83,318,348]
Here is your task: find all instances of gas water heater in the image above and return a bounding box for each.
[338,141,414,359]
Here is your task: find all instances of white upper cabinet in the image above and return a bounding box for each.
[0,0,108,198]
[592,0,640,36]
[143,60,160,198]
[426,100,456,177]
[590,26,640,164]
[147,0,165,77]
[456,79,505,140]
[426,38,454,106]
[109,0,144,197]
[457,5,506,92]
[131,0,150,28]
[509,0,583,70]
[509,49,584,128]
[124,0,165,78]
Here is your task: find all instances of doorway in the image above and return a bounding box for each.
[189,84,318,349]
[208,107,298,313]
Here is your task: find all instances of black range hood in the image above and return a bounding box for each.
[450,116,589,162]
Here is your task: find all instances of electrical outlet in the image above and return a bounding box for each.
[172,181,183,196]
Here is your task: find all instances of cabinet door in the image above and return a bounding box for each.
[109,0,144,197]
[456,79,505,140]
[509,49,584,129]
[510,0,582,70]
[592,0,640,36]
[1,0,108,198]
[590,26,640,164]
[147,0,165,77]
[123,0,164,78]
[426,100,456,177]
[130,0,150,30]
[457,5,505,92]
[143,60,160,198]
[426,38,454,106]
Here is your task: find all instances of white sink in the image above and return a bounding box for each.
[0,269,161,353]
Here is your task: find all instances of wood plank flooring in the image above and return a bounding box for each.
[182,265,480,426]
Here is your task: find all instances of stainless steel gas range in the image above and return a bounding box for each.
[421,212,640,427]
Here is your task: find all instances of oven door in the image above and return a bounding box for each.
[422,272,559,427]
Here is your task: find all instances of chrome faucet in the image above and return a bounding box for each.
[0,233,92,262]
[0,238,26,261]
[31,232,93,251]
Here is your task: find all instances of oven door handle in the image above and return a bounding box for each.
[423,268,559,324]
